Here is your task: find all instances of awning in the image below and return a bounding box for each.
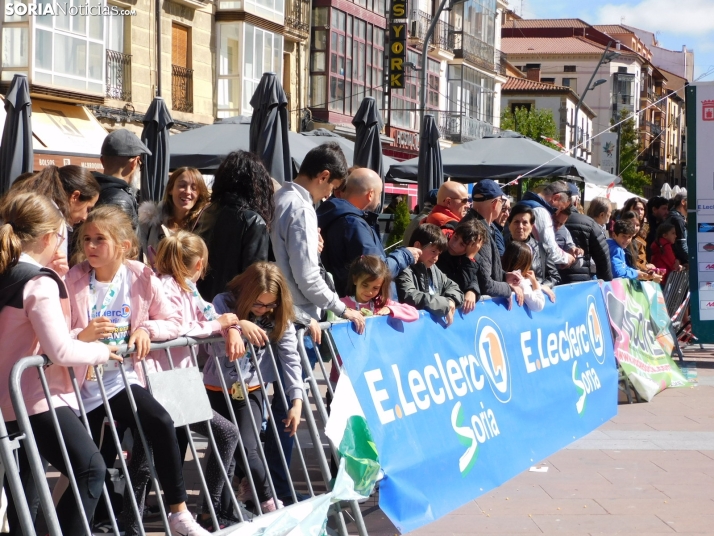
[31,99,107,170]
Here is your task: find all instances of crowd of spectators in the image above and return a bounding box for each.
[0,126,691,536]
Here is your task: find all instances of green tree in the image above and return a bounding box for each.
[387,199,411,247]
[501,107,559,150]
[613,110,650,195]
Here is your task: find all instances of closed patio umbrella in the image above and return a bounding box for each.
[0,74,33,194]
[249,72,291,183]
[140,96,174,202]
[416,114,443,204]
[352,97,384,178]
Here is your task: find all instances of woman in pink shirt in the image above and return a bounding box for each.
[0,192,118,535]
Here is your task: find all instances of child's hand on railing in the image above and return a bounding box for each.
[78,317,116,342]
[283,398,303,437]
[238,320,270,347]
[217,313,239,329]
[128,329,151,360]
[108,345,123,363]
[225,328,246,361]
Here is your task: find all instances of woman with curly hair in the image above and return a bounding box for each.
[138,167,210,266]
[196,151,274,300]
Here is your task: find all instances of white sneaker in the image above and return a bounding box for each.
[168,510,211,536]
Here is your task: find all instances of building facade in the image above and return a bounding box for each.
[306,0,507,161]
[501,76,595,162]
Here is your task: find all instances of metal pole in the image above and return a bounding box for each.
[571,41,612,158]
[418,0,449,133]
[156,0,162,96]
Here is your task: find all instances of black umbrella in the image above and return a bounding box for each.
[140,96,174,202]
[351,97,384,178]
[249,72,291,183]
[417,114,443,205]
[0,74,33,194]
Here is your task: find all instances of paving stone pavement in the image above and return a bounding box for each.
[355,346,714,536]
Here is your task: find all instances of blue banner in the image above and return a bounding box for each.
[330,281,618,533]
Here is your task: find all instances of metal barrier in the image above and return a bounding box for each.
[2,325,369,536]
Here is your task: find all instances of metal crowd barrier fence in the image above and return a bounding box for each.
[2,323,369,536]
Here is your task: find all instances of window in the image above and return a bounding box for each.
[391,49,438,130]
[541,78,555,84]
[106,9,124,53]
[221,0,284,21]
[447,64,496,138]
[562,78,577,93]
[216,23,283,117]
[311,7,384,114]
[31,0,104,93]
[564,65,576,72]
[618,66,628,73]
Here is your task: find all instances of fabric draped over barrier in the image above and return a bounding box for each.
[329,281,618,534]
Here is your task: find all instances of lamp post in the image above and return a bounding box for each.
[417,0,467,133]
[571,41,620,159]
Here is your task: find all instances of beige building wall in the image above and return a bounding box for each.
[102,0,215,134]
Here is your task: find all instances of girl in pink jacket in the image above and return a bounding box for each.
[129,230,241,532]
[330,255,418,383]
[65,206,210,536]
[0,193,117,535]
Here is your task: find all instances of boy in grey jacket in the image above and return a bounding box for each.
[397,223,464,326]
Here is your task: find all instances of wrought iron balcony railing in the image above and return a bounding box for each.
[285,0,310,38]
[172,65,193,113]
[410,10,455,52]
[106,49,131,101]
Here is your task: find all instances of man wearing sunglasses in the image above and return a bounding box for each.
[424,181,471,237]
[517,180,576,269]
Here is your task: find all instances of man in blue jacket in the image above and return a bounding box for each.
[317,167,421,296]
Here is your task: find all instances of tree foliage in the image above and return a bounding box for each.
[613,110,650,195]
[387,199,411,247]
[501,107,559,150]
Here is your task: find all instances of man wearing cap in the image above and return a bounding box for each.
[94,129,152,228]
[517,180,575,268]
[462,180,524,306]
[424,181,470,237]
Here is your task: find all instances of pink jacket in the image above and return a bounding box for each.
[144,276,223,373]
[0,269,110,421]
[340,296,419,322]
[65,260,182,387]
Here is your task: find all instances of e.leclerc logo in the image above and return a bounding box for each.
[586,296,605,364]
[474,316,511,403]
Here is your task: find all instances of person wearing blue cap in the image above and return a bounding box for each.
[461,179,525,307]
[94,129,152,229]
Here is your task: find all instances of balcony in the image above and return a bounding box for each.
[106,50,132,101]
[452,32,502,74]
[643,120,662,137]
[172,65,193,113]
[410,10,455,52]
[285,0,310,39]
[433,110,498,143]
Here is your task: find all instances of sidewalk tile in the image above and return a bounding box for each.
[531,513,675,533]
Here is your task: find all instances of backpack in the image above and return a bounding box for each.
[0,262,66,312]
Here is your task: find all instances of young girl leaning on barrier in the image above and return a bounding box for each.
[0,192,119,535]
[329,255,419,385]
[146,230,242,532]
[65,206,212,536]
[204,261,303,513]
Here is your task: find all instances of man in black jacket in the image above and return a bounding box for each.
[559,206,613,283]
[665,193,689,265]
[461,180,524,306]
[93,129,151,228]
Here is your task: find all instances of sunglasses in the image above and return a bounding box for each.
[252,301,279,310]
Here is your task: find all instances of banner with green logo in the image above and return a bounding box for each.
[329,281,618,533]
[600,279,689,401]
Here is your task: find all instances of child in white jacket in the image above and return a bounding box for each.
[501,241,546,312]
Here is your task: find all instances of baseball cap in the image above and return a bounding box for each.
[101,129,152,157]
[471,179,505,202]
[567,183,580,197]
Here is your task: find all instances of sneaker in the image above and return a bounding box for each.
[259,497,283,513]
[236,478,252,503]
[168,510,211,536]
